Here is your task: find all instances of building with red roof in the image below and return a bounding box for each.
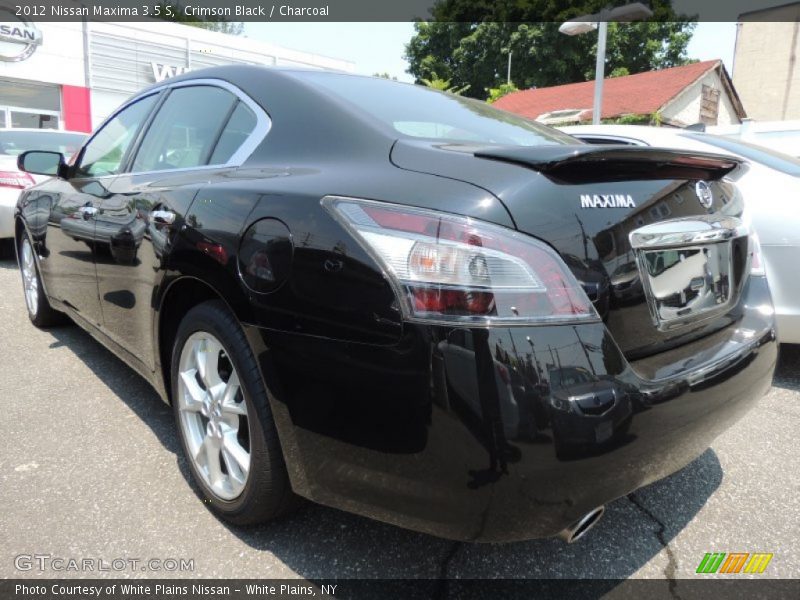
[493,59,746,127]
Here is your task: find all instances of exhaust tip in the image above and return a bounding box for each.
[557,506,605,543]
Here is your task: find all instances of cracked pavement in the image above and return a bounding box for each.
[1,258,798,582]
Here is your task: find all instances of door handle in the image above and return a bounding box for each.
[79,206,98,219]
[151,210,176,225]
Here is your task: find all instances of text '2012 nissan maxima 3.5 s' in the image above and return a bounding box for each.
[14,67,777,543]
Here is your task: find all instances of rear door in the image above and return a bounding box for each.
[39,94,158,326]
[94,84,261,368]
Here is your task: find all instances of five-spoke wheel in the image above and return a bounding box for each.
[171,300,294,524]
[177,332,251,500]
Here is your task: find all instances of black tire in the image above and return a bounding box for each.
[18,234,65,328]
[171,300,295,525]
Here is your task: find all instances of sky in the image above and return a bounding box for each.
[245,22,739,84]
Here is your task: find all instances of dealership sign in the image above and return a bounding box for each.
[151,62,191,82]
[0,14,42,62]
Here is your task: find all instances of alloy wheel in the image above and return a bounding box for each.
[20,238,38,317]
[177,332,251,500]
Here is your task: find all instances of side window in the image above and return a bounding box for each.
[208,102,257,165]
[132,86,237,173]
[76,94,157,178]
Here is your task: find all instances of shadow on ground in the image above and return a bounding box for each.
[772,343,800,392]
[39,305,734,591]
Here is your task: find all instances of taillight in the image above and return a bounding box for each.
[323,196,598,325]
[0,170,35,189]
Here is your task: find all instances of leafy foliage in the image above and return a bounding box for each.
[405,0,695,100]
[601,111,663,125]
[486,82,520,104]
[420,72,471,95]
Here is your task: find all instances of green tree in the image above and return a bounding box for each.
[420,72,470,95]
[486,82,519,103]
[373,72,398,80]
[405,1,695,100]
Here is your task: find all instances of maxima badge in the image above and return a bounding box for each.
[580,194,636,208]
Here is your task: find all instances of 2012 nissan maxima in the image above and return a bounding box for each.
[14,66,777,543]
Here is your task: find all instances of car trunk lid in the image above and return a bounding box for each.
[391,140,749,360]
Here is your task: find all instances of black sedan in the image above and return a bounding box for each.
[14,66,776,543]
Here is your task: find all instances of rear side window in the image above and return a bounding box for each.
[132,86,237,173]
[294,71,574,147]
[76,94,157,178]
[208,102,257,165]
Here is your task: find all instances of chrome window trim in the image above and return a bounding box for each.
[75,78,270,180]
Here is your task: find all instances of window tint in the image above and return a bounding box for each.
[77,95,157,177]
[208,101,257,164]
[132,86,237,173]
[293,72,574,147]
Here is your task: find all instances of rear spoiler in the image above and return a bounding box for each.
[473,145,740,184]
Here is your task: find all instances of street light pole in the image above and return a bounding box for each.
[507,50,512,85]
[559,3,653,125]
[593,21,607,125]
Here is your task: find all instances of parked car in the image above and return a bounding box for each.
[562,124,800,344]
[707,120,800,157]
[14,67,776,544]
[0,129,86,254]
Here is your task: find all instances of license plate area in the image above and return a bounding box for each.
[636,242,733,331]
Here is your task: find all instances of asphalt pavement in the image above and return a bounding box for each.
[1,256,798,583]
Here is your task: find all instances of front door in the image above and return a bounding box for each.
[40,93,159,327]
[93,83,250,369]
[38,177,111,326]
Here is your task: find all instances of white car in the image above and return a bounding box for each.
[707,120,800,158]
[0,129,86,253]
[560,124,800,344]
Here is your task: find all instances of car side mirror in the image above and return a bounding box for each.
[17,150,67,178]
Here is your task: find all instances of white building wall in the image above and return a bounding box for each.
[0,19,355,128]
[734,19,800,120]
[0,22,86,88]
[86,21,356,126]
[662,69,741,126]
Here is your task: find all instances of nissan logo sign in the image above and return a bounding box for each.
[694,181,714,210]
[0,11,42,62]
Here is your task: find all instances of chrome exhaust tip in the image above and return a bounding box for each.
[557,506,605,543]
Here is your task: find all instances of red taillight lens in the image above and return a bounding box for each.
[323,196,598,325]
[0,170,35,189]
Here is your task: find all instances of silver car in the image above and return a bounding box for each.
[561,124,800,344]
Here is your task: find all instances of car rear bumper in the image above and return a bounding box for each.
[0,189,18,239]
[762,245,800,343]
[243,275,777,542]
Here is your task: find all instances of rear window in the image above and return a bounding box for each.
[0,131,85,157]
[295,72,574,147]
[683,133,800,176]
